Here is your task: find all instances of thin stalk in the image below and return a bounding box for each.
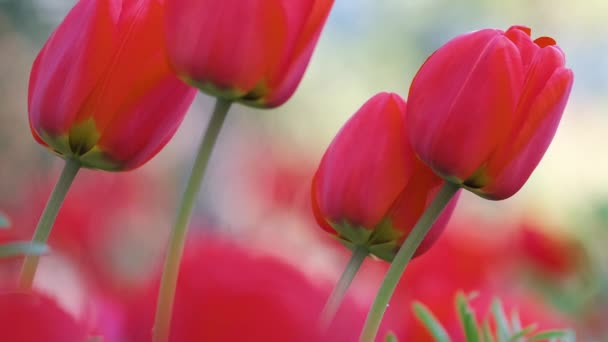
[153,98,232,342]
[320,245,368,329]
[359,182,460,342]
[19,158,81,289]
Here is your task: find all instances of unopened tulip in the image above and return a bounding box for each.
[164,0,334,108]
[407,25,573,200]
[29,0,196,171]
[312,93,459,261]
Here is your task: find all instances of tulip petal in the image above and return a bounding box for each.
[96,74,195,170]
[28,0,119,137]
[264,0,334,107]
[387,165,458,257]
[165,0,287,95]
[479,67,573,199]
[480,45,570,199]
[311,174,336,235]
[314,93,413,229]
[504,26,540,71]
[77,0,170,135]
[407,30,524,182]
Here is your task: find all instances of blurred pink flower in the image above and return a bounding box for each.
[0,291,89,341]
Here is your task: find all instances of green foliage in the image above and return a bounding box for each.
[413,291,576,342]
[384,331,399,342]
[413,302,451,342]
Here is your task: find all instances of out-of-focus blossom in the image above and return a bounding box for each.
[29,0,196,171]
[407,25,573,200]
[312,93,459,261]
[515,220,585,278]
[0,169,168,292]
[164,0,334,108]
[116,235,369,342]
[0,291,89,341]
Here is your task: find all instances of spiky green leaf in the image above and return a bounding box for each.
[413,302,451,342]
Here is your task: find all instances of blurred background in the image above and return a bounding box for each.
[1,0,607,341]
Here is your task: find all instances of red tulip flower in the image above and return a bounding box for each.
[0,291,88,342]
[29,0,196,171]
[407,25,574,200]
[164,0,334,108]
[312,93,459,261]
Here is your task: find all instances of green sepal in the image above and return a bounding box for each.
[78,145,123,171]
[183,76,270,108]
[330,220,373,247]
[368,240,400,261]
[329,218,404,261]
[39,130,122,171]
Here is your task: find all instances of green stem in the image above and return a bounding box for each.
[19,158,81,289]
[359,182,460,342]
[153,97,232,342]
[320,245,368,329]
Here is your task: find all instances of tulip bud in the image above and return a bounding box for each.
[164,0,334,108]
[312,93,459,261]
[407,26,574,200]
[29,0,196,171]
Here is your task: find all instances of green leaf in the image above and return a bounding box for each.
[507,324,537,342]
[384,331,399,342]
[0,212,10,229]
[413,302,451,342]
[491,299,511,342]
[528,330,574,341]
[482,318,495,342]
[456,292,480,342]
[0,242,49,259]
[510,310,522,332]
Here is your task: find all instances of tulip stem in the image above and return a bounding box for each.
[153,97,232,342]
[19,158,81,289]
[359,182,460,342]
[320,245,368,329]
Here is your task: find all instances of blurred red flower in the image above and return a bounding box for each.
[0,169,168,292]
[114,235,371,342]
[514,220,585,278]
[0,291,88,341]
